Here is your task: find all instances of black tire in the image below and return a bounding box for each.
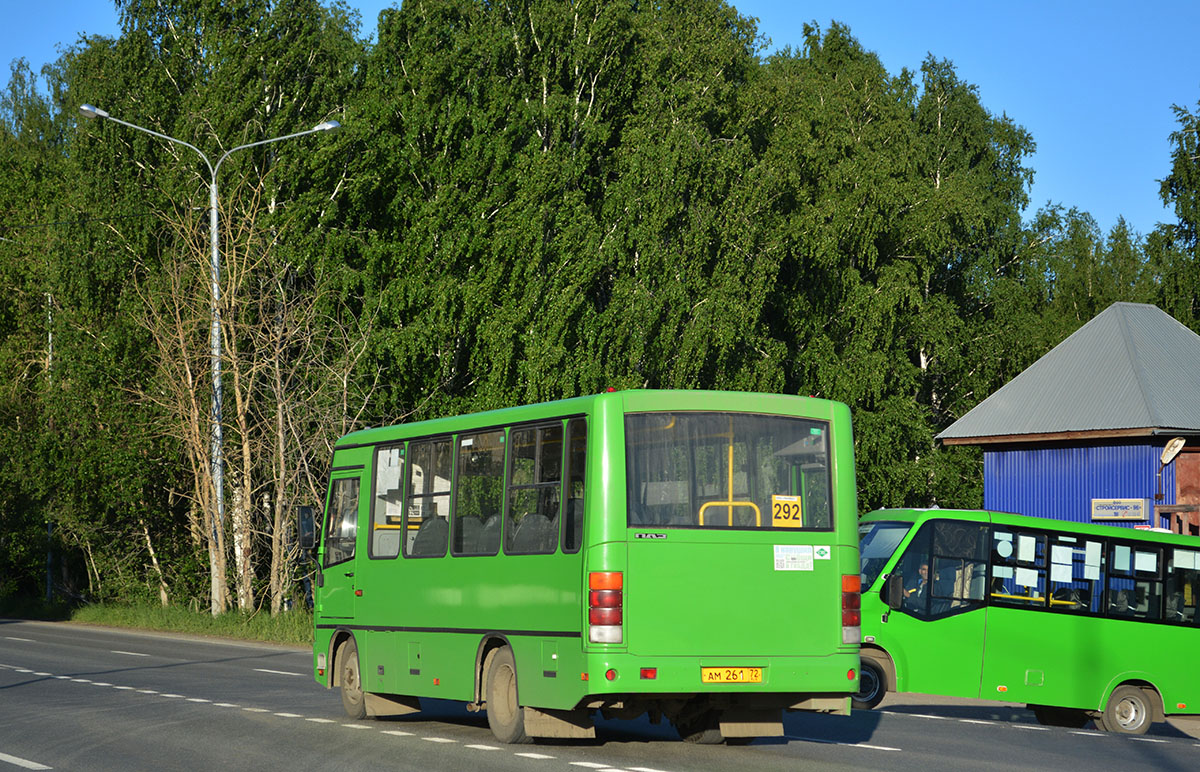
[674,711,724,744]
[852,659,887,710]
[338,638,367,720]
[1102,686,1153,735]
[485,647,531,744]
[1031,705,1089,728]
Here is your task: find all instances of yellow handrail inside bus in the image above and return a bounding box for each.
[699,500,762,526]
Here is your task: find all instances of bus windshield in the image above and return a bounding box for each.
[625,412,832,530]
[859,520,911,590]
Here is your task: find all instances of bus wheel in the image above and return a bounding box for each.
[852,660,887,710]
[1031,705,1088,728]
[1102,686,1152,735]
[674,711,723,744]
[486,647,531,744]
[338,638,367,720]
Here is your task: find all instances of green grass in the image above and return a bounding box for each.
[64,602,314,646]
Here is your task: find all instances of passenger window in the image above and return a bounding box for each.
[562,418,587,554]
[404,438,452,558]
[323,477,359,567]
[1166,548,1200,625]
[990,528,1047,608]
[506,423,563,555]
[1045,535,1103,614]
[1107,542,1162,621]
[453,430,505,556]
[370,444,405,559]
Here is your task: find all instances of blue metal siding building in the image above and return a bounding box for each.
[983,442,1177,529]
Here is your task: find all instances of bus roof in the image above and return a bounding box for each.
[335,389,847,450]
[861,507,1199,547]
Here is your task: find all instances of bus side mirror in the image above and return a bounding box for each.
[297,505,318,553]
[884,573,904,610]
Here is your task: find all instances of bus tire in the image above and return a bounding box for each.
[1102,686,1152,735]
[852,659,887,710]
[338,638,367,720]
[486,646,531,744]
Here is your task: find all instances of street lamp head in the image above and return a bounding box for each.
[79,104,109,120]
[313,120,341,133]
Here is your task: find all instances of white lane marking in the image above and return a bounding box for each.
[787,735,901,751]
[187,698,211,703]
[160,694,184,699]
[342,724,372,730]
[110,650,149,657]
[569,764,610,769]
[0,751,52,770]
[52,676,69,681]
[273,713,302,718]
[906,713,952,720]
[514,752,555,759]
[306,718,336,724]
[421,737,456,744]
[1012,724,1050,731]
[136,689,158,694]
[214,703,239,708]
[959,719,995,726]
[243,707,269,713]
[381,730,414,737]
[3,637,35,643]
[90,682,112,687]
[112,686,134,691]
[70,679,91,684]
[1070,731,1105,737]
[630,768,674,772]
[253,668,302,676]
[466,744,500,750]
[14,669,33,674]
[33,673,51,677]
[1131,737,1167,743]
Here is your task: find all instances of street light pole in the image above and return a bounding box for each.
[79,104,339,613]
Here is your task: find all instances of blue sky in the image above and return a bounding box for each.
[3,1,1197,238]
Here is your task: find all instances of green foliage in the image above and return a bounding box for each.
[1,0,1196,611]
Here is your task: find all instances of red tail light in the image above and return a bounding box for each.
[589,572,624,644]
[842,574,861,644]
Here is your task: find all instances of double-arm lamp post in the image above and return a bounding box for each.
[79,104,339,608]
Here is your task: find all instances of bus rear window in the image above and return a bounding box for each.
[625,412,833,530]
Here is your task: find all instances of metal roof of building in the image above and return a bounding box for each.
[938,302,1200,445]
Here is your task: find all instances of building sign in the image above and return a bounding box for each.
[1091,498,1149,522]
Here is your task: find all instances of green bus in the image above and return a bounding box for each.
[303,389,861,744]
[856,507,1200,734]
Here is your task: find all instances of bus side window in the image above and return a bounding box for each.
[453,430,505,557]
[1107,543,1162,621]
[506,423,563,555]
[1167,548,1200,624]
[370,444,405,559]
[562,418,587,554]
[990,528,1046,608]
[405,438,452,558]
[1045,535,1103,615]
[323,477,360,567]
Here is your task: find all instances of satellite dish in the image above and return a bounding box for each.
[1161,437,1187,466]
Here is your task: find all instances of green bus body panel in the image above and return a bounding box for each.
[312,390,860,713]
[860,508,1200,716]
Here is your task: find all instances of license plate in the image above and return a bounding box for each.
[701,667,762,684]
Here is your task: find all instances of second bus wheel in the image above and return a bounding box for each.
[486,647,531,744]
[852,659,887,710]
[1102,686,1153,735]
[338,638,367,720]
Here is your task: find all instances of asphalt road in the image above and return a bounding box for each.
[2,619,1197,771]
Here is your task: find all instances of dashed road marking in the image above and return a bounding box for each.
[0,751,52,770]
[515,752,555,759]
[111,651,148,657]
[253,668,303,676]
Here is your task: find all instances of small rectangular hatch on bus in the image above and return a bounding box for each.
[626,537,842,657]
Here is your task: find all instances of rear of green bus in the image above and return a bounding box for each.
[581,390,861,742]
